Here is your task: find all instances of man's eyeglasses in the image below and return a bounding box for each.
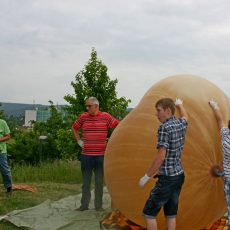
[86,104,95,108]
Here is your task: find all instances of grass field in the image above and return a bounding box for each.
[11,160,82,183]
[0,160,82,230]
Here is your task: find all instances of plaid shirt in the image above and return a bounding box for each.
[157,116,188,176]
[221,127,230,181]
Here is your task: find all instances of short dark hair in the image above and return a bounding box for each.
[155,98,175,115]
[228,120,230,129]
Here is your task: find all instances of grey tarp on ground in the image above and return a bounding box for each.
[0,187,112,230]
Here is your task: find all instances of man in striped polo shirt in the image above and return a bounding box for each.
[209,99,230,228]
[139,98,188,230]
[72,97,119,211]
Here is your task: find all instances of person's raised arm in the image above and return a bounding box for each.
[208,99,225,130]
[175,98,188,122]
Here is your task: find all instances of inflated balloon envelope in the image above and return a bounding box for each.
[104,75,230,230]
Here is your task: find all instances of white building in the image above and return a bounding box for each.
[24,110,37,127]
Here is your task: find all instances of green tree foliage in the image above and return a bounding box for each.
[64,48,131,119]
[33,101,65,137]
[46,101,66,136]
[56,128,79,160]
[9,101,71,164]
[8,130,40,164]
[0,103,6,119]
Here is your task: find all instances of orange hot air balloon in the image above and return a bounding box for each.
[104,75,230,230]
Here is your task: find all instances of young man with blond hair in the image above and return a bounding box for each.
[139,98,188,230]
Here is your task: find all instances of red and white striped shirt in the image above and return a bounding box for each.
[72,111,119,156]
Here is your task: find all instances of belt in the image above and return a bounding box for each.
[153,173,184,179]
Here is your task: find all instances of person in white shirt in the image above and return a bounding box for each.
[209,99,230,229]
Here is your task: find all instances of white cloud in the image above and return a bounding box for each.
[0,0,230,107]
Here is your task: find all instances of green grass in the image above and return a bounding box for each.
[0,160,83,229]
[11,160,82,183]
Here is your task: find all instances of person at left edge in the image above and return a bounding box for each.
[72,97,119,211]
[0,118,13,194]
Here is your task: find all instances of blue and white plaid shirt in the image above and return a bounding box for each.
[157,116,188,176]
[221,127,230,181]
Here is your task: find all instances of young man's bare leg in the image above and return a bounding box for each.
[146,218,157,230]
[167,217,176,230]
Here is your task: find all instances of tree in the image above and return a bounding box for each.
[9,101,71,164]
[32,100,68,161]
[0,103,6,119]
[8,49,132,164]
[8,130,40,164]
[64,48,131,119]
[55,128,79,160]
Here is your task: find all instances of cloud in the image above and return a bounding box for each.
[0,0,230,107]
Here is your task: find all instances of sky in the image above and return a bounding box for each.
[1,0,230,107]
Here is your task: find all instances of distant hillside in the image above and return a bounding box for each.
[1,102,48,117]
[1,102,134,118]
